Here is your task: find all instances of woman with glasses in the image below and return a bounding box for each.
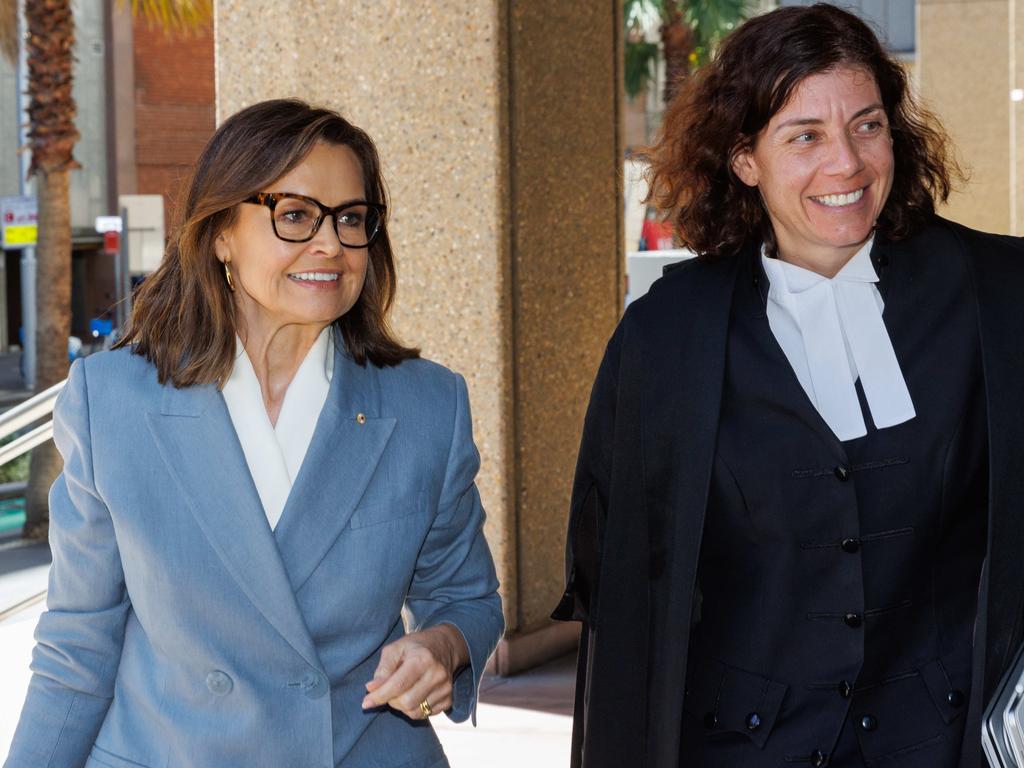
[4,99,503,768]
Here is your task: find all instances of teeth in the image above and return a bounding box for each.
[813,188,864,207]
[289,272,339,282]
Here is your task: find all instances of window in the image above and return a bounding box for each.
[777,0,915,54]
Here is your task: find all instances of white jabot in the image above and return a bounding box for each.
[761,239,915,441]
[221,327,335,529]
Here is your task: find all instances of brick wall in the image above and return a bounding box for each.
[132,17,215,230]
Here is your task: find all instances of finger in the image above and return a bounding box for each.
[362,657,421,709]
[364,643,404,695]
[390,671,453,719]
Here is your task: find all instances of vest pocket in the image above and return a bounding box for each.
[850,657,968,760]
[683,655,788,749]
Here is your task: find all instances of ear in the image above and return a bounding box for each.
[214,232,231,265]
[730,148,759,188]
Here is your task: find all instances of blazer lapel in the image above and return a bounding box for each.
[145,383,322,672]
[273,346,396,592]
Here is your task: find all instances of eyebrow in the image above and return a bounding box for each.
[773,103,885,132]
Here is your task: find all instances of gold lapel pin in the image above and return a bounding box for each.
[356,413,367,425]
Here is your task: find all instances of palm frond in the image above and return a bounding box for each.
[625,39,659,99]
[0,0,18,65]
[126,0,212,33]
[684,0,751,55]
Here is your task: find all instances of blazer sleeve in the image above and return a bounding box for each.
[403,372,503,725]
[4,359,130,768]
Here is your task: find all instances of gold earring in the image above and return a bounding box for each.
[224,262,236,292]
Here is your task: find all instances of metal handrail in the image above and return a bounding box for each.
[0,380,64,466]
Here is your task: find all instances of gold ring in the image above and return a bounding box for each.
[419,699,433,717]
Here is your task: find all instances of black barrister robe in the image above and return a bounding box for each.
[552,217,1024,768]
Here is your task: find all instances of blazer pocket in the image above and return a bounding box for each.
[683,655,788,749]
[350,491,428,529]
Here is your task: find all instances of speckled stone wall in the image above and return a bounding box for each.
[215,1,622,642]
[918,0,1017,234]
[507,2,622,633]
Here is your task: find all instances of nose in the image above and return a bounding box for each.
[825,133,865,178]
[308,214,344,257]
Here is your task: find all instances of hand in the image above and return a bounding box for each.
[361,624,469,719]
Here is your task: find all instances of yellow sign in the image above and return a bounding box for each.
[3,224,37,246]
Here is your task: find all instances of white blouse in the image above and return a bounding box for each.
[221,327,334,529]
[761,238,916,441]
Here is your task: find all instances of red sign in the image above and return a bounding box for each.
[104,230,121,255]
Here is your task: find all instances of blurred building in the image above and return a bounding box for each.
[0,0,214,351]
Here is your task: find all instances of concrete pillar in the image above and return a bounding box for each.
[216,1,623,674]
[918,0,1022,235]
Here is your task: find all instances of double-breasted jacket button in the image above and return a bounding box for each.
[745,712,762,731]
[841,537,861,553]
[302,671,328,699]
[703,712,718,729]
[838,680,853,699]
[947,689,965,708]
[206,670,233,695]
[811,749,829,767]
[860,714,878,732]
[834,466,851,481]
[844,612,863,628]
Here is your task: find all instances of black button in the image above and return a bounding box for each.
[876,253,890,267]
[841,537,861,553]
[745,712,761,731]
[844,612,863,628]
[838,680,853,698]
[703,712,718,729]
[947,689,965,708]
[834,466,850,481]
[811,749,829,767]
[861,714,878,732]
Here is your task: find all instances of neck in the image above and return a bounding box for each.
[237,318,330,425]
[775,240,868,279]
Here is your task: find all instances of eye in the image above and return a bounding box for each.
[338,211,365,228]
[280,209,311,223]
[791,131,817,144]
[856,119,886,135]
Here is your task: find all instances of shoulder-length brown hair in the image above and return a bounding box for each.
[646,3,961,258]
[116,98,419,388]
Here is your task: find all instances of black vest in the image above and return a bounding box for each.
[680,243,988,767]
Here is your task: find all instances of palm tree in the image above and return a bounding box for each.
[625,0,751,103]
[1,0,210,540]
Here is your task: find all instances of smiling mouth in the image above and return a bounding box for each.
[288,272,339,282]
[810,188,865,208]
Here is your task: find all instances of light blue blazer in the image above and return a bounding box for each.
[4,341,503,768]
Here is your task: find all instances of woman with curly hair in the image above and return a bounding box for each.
[555,4,1024,767]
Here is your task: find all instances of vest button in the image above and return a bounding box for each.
[841,537,861,553]
[844,612,863,628]
[745,712,761,731]
[811,749,829,767]
[861,714,878,732]
[838,680,853,698]
[834,466,851,481]
[703,712,718,729]
[947,689,965,708]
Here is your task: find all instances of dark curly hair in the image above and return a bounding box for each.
[646,3,960,257]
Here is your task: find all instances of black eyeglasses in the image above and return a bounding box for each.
[244,192,386,248]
